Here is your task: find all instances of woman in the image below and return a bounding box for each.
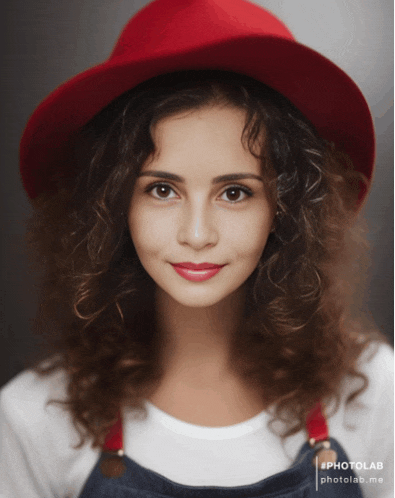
[1,1,393,497]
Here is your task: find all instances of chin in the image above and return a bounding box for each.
[158,283,244,309]
[175,296,226,308]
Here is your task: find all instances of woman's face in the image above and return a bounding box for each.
[128,105,275,308]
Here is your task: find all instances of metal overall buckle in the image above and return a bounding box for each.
[309,438,338,469]
[100,448,126,478]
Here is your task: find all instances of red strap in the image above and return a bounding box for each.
[306,401,329,442]
[103,412,123,452]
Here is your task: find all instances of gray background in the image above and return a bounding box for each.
[1,0,393,388]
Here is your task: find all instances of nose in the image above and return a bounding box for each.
[177,196,218,250]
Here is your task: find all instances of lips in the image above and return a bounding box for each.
[176,262,223,270]
[171,262,225,282]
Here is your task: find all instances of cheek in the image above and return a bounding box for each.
[227,210,273,260]
[128,206,171,260]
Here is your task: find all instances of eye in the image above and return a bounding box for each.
[220,186,253,203]
[147,183,178,200]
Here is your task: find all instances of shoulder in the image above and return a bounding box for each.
[1,364,66,419]
[327,341,393,497]
[331,340,394,421]
[0,364,72,444]
[349,340,393,404]
[0,365,99,497]
[327,339,393,435]
[360,340,393,374]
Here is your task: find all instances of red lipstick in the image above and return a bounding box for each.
[171,262,225,282]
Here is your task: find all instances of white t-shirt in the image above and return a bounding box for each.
[0,343,393,498]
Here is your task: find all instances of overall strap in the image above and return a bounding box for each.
[100,411,125,478]
[305,401,328,446]
[103,411,123,453]
[306,401,338,467]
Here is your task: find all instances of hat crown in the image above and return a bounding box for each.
[111,0,294,60]
[20,0,374,203]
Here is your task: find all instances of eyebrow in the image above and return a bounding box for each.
[139,171,264,183]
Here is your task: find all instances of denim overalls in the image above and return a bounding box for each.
[79,403,364,497]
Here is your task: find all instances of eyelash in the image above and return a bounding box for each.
[145,182,178,200]
[145,182,253,203]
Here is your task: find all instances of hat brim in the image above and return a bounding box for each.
[20,35,375,203]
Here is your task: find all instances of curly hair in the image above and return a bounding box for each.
[25,70,383,449]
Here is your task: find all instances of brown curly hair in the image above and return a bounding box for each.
[25,70,384,449]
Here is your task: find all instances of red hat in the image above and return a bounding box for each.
[20,0,375,203]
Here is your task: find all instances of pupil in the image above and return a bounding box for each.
[158,186,169,197]
[227,188,240,201]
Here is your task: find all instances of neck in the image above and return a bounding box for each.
[150,286,267,425]
[155,286,246,374]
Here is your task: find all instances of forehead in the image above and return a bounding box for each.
[143,105,264,178]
